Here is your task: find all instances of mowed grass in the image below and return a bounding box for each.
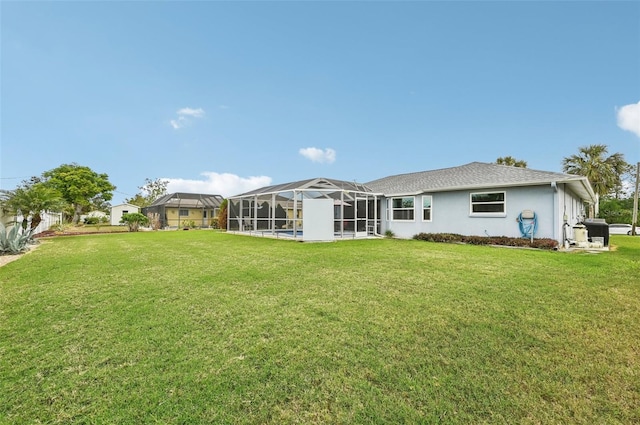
[1,231,639,424]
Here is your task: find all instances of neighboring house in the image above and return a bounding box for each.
[142,193,224,228]
[228,162,596,244]
[80,210,108,223]
[110,203,140,226]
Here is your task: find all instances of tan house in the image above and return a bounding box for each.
[143,193,224,228]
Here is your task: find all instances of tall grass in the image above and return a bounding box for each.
[1,232,638,423]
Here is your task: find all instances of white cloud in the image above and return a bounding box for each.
[170,117,186,129]
[163,172,272,197]
[616,101,640,137]
[170,107,205,129]
[177,107,205,117]
[299,147,336,164]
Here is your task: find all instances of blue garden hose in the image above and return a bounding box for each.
[518,212,538,239]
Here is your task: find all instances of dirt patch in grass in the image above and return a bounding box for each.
[34,225,129,238]
[0,243,41,267]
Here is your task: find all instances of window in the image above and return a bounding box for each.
[470,192,505,214]
[179,209,189,217]
[422,196,432,221]
[203,210,207,218]
[390,197,414,221]
[122,210,128,215]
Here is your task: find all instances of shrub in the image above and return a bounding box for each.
[50,223,70,233]
[217,199,228,231]
[84,217,100,225]
[120,212,149,232]
[0,222,37,255]
[413,233,464,243]
[530,239,560,249]
[146,213,161,230]
[412,233,558,250]
[182,220,196,229]
[384,229,395,238]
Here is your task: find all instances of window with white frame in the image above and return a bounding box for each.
[422,195,432,221]
[179,209,189,217]
[390,197,415,221]
[470,192,505,214]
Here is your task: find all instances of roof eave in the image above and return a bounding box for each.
[381,178,596,199]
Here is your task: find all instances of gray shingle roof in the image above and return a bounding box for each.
[366,162,594,199]
[147,192,224,209]
[232,177,372,198]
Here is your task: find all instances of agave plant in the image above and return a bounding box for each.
[0,222,37,255]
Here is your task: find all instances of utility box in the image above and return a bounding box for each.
[584,219,609,247]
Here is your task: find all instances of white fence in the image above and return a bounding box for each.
[1,211,62,234]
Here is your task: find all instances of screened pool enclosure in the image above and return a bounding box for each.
[227,178,382,241]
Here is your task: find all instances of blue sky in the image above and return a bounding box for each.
[2,1,639,204]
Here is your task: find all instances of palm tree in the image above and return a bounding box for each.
[496,156,527,168]
[0,184,65,230]
[562,144,629,198]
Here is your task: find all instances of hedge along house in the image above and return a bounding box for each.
[365,162,597,243]
[227,178,382,241]
[143,193,224,229]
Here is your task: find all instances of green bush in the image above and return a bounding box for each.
[50,223,70,233]
[182,220,196,229]
[120,212,149,232]
[84,216,100,225]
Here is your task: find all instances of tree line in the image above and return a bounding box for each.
[1,144,638,231]
[496,144,637,225]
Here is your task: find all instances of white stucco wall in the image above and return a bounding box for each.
[382,185,565,241]
[555,183,588,242]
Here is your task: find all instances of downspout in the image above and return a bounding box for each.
[551,182,558,243]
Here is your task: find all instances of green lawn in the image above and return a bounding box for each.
[1,231,639,424]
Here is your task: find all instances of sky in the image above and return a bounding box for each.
[1,1,639,205]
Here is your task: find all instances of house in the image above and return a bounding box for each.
[366,162,595,242]
[80,210,108,223]
[110,203,140,226]
[227,162,596,244]
[143,193,224,229]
